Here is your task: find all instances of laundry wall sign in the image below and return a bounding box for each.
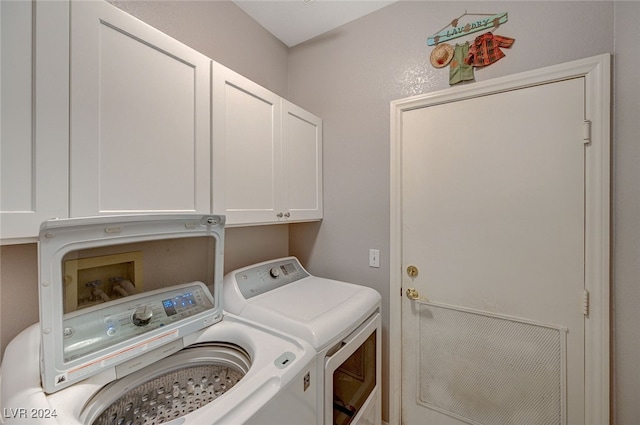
[428,12,508,46]
[427,10,514,86]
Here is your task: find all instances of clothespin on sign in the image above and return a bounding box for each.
[428,11,508,46]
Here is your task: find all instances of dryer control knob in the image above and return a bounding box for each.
[132,305,153,326]
[269,267,281,278]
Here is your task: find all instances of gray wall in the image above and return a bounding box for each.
[287,1,638,423]
[612,3,640,423]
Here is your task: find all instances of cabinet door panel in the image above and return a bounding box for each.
[1,0,69,241]
[1,0,32,213]
[225,85,278,210]
[70,1,210,216]
[282,100,323,221]
[212,64,282,225]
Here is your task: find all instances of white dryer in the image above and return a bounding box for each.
[224,257,382,425]
[0,216,317,425]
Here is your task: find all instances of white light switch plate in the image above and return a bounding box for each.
[369,249,380,268]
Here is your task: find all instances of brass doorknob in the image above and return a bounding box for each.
[406,288,419,300]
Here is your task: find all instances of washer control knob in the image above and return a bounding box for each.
[269,267,281,278]
[132,305,153,326]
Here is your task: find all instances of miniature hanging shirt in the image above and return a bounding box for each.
[465,32,515,67]
[449,42,474,85]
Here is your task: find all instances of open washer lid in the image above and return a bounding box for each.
[223,257,381,351]
[38,214,225,393]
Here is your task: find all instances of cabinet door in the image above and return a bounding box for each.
[70,1,210,217]
[211,62,282,225]
[281,100,323,222]
[1,0,69,242]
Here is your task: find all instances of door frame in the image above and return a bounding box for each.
[389,54,610,425]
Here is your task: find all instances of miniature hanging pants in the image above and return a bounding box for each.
[449,42,474,85]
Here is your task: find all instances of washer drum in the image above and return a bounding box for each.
[81,343,251,425]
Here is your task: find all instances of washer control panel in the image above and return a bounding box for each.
[62,282,214,362]
[233,258,309,299]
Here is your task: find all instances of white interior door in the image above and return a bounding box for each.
[400,77,588,425]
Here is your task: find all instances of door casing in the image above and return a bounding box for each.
[389,54,610,425]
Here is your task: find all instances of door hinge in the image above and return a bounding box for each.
[582,120,592,144]
[582,289,590,316]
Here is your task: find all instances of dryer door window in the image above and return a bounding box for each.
[325,314,379,425]
[333,330,376,425]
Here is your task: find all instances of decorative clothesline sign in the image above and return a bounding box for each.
[427,12,508,46]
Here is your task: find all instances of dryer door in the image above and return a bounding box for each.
[325,313,381,425]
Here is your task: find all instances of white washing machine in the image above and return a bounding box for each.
[0,215,317,425]
[224,257,382,425]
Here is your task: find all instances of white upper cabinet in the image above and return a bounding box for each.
[211,62,282,225]
[211,63,322,225]
[70,0,211,217]
[1,0,322,242]
[0,0,69,242]
[282,100,323,222]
